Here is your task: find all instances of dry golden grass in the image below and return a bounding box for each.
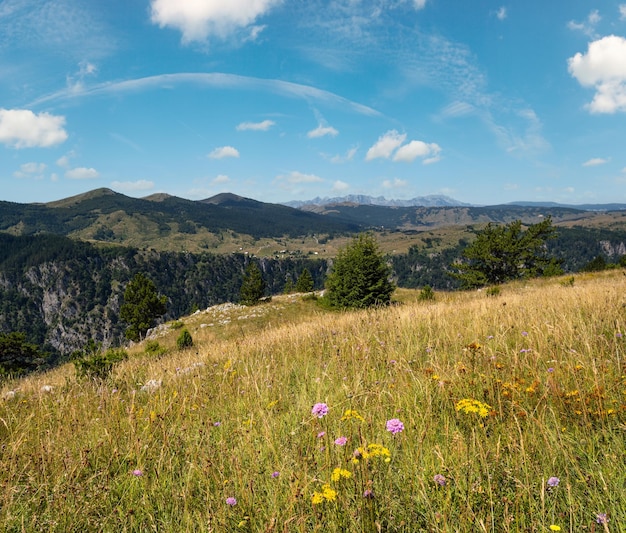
[1,272,624,531]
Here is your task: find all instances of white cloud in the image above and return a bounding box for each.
[583,157,609,167]
[0,108,67,148]
[279,171,324,184]
[212,174,231,184]
[65,167,99,180]
[496,7,507,20]
[382,178,408,189]
[567,10,601,38]
[14,162,46,179]
[307,125,339,138]
[413,0,427,10]
[330,146,358,163]
[208,146,240,159]
[149,0,281,43]
[332,180,349,192]
[365,130,407,161]
[111,180,154,192]
[393,140,441,163]
[568,35,626,113]
[620,5,626,20]
[236,119,275,131]
[56,153,74,168]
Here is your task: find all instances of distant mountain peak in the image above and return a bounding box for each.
[284,194,471,208]
[45,187,121,208]
[200,193,262,208]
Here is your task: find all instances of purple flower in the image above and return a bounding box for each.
[132,469,143,476]
[547,476,560,488]
[317,431,326,438]
[433,474,447,486]
[386,418,405,435]
[596,513,609,525]
[226,497,237,506]
[547,367,555,373]
[521,331,528,337]
[271,471,280,478]
[363,489,374,498]
[213,421,221,427]
[334,436,348,446]
[311,402,329,418]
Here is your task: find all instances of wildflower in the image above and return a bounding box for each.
[226,497,237,506]
[213,421,221,427]
[341,409,365,422]
[596,513,609,525]
[549,526,561,532]
[334,436,348,446]
[271,471,280,478]
[311,483,337,504]
[547,367,555,373]
[547,476,560,488]
[433,474,447,486]
[132,469,143,476]
[521,331,528,336]
[363,489,374,498]
[331,468,352,482]
[40,385,53,393]
[386,418,405,434]
[311,492,324,505]
[311,402,329,418]
[353,443,391,463]
[455,398,492,418]
[317,431,326,438]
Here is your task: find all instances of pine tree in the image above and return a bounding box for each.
[120,273,167,341]
[239,262,266,305]
[324,233,394,309]
[295,268,314,293]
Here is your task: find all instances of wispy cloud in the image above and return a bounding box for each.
[30,73,382,117]
[14,162,47,179]
[307,125,339,138]
[111,180,154,192]
[236,119,275,131]
[65,167,99,180]
[496,7,507,20]
[332,180,349,192]
[276,171,324,184]
[583,157,609,167]
[620,5,626,20]
[567,10,601,38]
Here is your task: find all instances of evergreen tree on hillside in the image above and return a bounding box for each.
[451,217,558,288]
[120,273,167,341]
[0,332,48,378]
[239,262,266,305]
[295,268,314,293]
[324,233,395,309]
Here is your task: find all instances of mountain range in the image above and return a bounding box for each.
[283,194,471,208]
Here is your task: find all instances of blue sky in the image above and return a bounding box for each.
[1,0,626,206]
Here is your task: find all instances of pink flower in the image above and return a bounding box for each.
[433,474,446,486]
[132,469,143,476]
[311,402,329,418]
[386,418,404,435]
[334,436,348,446]
[225,497,237,506]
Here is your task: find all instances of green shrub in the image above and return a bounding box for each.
[485,286,501,297]
[169,320,185,330]
[418,285,435,301]
[145,340,167,356]
[176,329,193,350]
[73,347,127,381]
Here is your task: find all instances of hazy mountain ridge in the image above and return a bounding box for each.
[284,194,471,208]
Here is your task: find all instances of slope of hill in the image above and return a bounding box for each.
[1,273,624,530]
[0,188,360,251]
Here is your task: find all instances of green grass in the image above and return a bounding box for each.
[1,272,624,531]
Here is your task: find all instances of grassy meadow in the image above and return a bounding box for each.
[1,272,625,532]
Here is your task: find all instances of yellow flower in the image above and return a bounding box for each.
[311,492,324,505]
[331,468,352,482]
[341,409,365,422]
[549,525,561,531]
[321,484,337,502]
[455,398,492,418]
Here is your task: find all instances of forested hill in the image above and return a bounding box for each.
[0,233,328,359]
[0,188,359,245]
